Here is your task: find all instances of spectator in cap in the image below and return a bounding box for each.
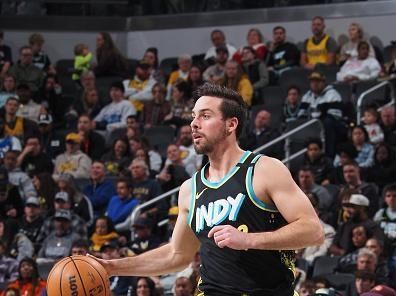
[203,46,229,83]
[53,132,92,180]
[36,191,87,246]
[298,71,346,158]
[0,167,24,219]
[93,81,136,133]
[204,29,236,62]
[129,216,161,255]
[36,113,65,160]
[90,216,119,255]
[77,114,105,161]
[0,74,17,107]
[166,54,192,100]
[0,239,19,288]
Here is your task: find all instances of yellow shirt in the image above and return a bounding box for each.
[4,117,24,138]
[238,78,253,106]
[306,35,330,65]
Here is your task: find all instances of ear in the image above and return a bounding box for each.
[226,117,239,135]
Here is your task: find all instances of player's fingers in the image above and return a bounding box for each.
[208,225,227,238]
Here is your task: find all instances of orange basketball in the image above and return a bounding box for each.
[47,255,111,296]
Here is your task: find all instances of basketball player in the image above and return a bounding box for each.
[91,84,324,295]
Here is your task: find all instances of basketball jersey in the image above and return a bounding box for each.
[306,35,330,65]
[4,117,24,138]
[188,151,296,296]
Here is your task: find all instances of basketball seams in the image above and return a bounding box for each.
[69,256,89,296]
[74,257,109,296]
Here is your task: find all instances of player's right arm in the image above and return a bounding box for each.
[92,179,201,277]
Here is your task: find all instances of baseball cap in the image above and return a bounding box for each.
[344,194,370,207]
[132,217,153,228]
[25,196,40,207]
[215,46,229,55]
[314,288,337,296]
[136,60,151,69]
[65,133,81,144]
[55,191,70,203]
[54,209,72,221]
[309,71,326,81]
[38,113,53,125]
[110,81,125,93]
[100,239,119,252]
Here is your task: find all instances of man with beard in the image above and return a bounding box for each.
[91,83,323,296]
[175,124,202,176]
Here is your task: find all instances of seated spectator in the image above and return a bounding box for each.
[363,285,396,296]
[167,54,192,99]
[339,23,375,64]
[124,60,157,112]
[76,70,107,105]
[365,238,391,287]
[267,26,300,81]
[233,28,268,64]
[18,197,44,252]
[366,143,396,191]
[18,134,53,177]
[3,150,36,200]
[298,71,346,158]
[106,178,139,227]
[135,137,163,173]
[282,85,302,125]
[107,114,141,145]
[90,216,119,254]
[0,74,16,107]
[0,31,12,79]
[3,96,39,141]
[56,174,94,225]
[345,270,376,296]
[94,32,128,78]
[72,43,93,82]
[129,217,161,255]
[187,64,205,94]
[101,137,131,176]
[143,47,163,83]
[0,167,24,219]
[204,29,236,62]
[301,138,334,185]
[134,277,158,296]
[8,45,44,94]
[53,133,92,180]
[36,191,87,246]
[356,248,389,285]
[0,119,21,159]
[31,172,57,211]
[37,113,65,160]
[37,209,81,261]
[69,88,103,124]
[5,258,46,296]
[332,142,358,184]
[203,46,228,84]
[240,109,282,159]
[380,106,396,147]
[350,125,375,168]
[28,33,55,74]
[164,80,194,128]
[77,114,106,161]
[385,42,396,76]
[100,239,135,296]
[0,239,18,288]
[300,16,338,70]
[83,161,116,217]
[15,84,42,123]
[70,239,90,256]
[0,217,33,262]
[362,107,385,145]
[174,276,194,296]
[93,81,137,133]
[298,280,316,296]
[142,83,171,128]
[221,60,253,106]
[337,41,381,83]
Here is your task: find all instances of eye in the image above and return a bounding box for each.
[203,114,210,120]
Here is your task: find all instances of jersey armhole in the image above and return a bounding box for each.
[187,172,198,226]
[245,154,279,212]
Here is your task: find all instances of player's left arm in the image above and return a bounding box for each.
[209,156,324,250]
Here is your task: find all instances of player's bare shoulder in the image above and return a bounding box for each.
[178,178,193,213]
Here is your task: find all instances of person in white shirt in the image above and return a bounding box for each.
[204,29,236,62]
[362,107,384,144]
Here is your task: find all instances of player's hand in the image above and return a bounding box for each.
[208,225,250,250]
[86,254,113,276]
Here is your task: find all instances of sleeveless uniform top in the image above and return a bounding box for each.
[306,35,330,65]
[188,151,296,296]
[4,117,24,138]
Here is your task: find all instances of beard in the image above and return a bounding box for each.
[193,125,227,154]
[180,136,192,147]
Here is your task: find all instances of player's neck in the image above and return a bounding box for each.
[206,143,244,181]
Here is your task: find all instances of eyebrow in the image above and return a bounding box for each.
[192,108,214,114]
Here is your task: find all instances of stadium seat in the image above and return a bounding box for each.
[312,255,341,278]
[127,58,139,77]
[261,86,287,128]
[159,57,178,82]
[143,125,176,156]
[355,80,389,108]
[315,64,340,84]
[383,44,394,64]
[332,83,355,121]
[96,76,125,97]
[279,68,311,91]
[56,59,75,77]
[322,273,354,291]
[284,118,324,154]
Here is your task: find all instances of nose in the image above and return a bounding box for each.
[191,116,199,130]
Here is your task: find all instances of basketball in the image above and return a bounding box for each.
[47,255,110,296]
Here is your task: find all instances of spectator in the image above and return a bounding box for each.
[142,83,171,128]
[337,41,381,83]
[18,134,53,177]
[8,46,44,94]
[0,120,21,159]
[366,143,396,191]
[143,47,163,83]
[94,32,128,77]
[298,71,346,158]
[204,29,236,62]
[345,270,376,296]
[164,80,194,128]
[339,23,375,64]
[203,46,229,84]
[187,64,205,94]
[167,54,192,100]
[76,70,107,105]
[221,60,253,106]
[83,161,116,217]
[173,276,194,296]
[5,258,46,296]
[0,167,24,219]
[90,216,119,254]
[356,248,389,285]
[107,114,141,145]
[362,107,385,145]
[69,87,103,122]
[298,280,316,296]
[300,16,338,69]
[28,33,55,73]
[175,125,202,177]
[18,197,44,252]
[332,142,358,184]
[3,96,39,141]
[240,109,282,159]
[302,138,334,185]
[365,238,391,287]
[0,240,18,289]
[3,150,36,200]
[70,239,90,256]
[53,133,92,180]
[106,178,139,228]
[31,172,57,211]
[233,28,268,64]
[0,31,12,79]
[283,85,302,125]
[350,125,375,168]
[385,42,396,76]
[15,84,42,123]
[101,137,131,176]
[37,209,81,261]
[129,217,161,255]
[0,75,17,107]
[37,113,65,160]
[93,81,136,133]
[132,137,163,174]
[77,114,106,161]
[380,106,396,147]
[134,277,158,296]
[363,285,396,296]
[267,26,300,81]
[72,43,93,82]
